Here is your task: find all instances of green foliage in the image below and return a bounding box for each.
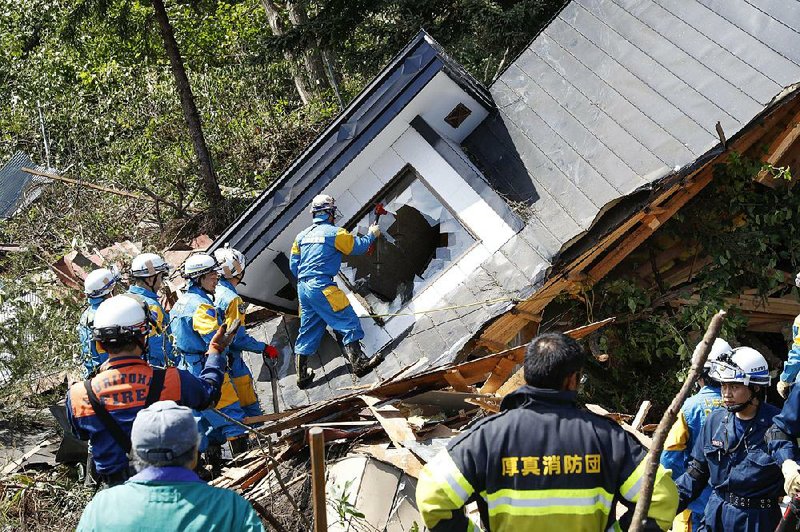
[329,478,367,528]
[571,155,800,413]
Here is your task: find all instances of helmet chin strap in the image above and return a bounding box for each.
[725,387,756,413]
[135,335,149,360]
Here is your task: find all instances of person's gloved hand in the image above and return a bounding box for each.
[779,380,793,399]
[795,271,800,288]
[209,323,235,354]
[263,345,279,360]
[368,224,381,238]
[784,460,800,496]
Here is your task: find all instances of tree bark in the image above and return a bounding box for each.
[261,0,314,105]
[150,0,226,213]
[286,0,332,93]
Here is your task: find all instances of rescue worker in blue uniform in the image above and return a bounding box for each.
[213,245,279,417]
[675,347,790,531]
[78,267,121,376]
[289,194,381,388]
[661,338,731,531]
[776,272,800,399]
[127,253,175,367]
[171,253,249,459]
[416,333,678,531]
[66,295,231,486]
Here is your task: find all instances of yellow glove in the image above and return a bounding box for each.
[779,380,793,399]
[783,460,800,496]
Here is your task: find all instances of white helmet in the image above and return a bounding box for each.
[213,245,246,279]
[84,267,121,298]
[131,253,171,278]
[710,346,771,386]
[703,338,733,372]
[182,253,218,280]
[93,295,151,347]
[310,194,340,220]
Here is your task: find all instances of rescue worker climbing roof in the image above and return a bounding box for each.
[661,337,730,532]
[289,194,381,388]
[66,295,230,486]
[78,266,121,377]
[416,332,678,531]
[171,253,249,457]
[676,346,792,531]
[213,245,279,418]
[127,253,175,367]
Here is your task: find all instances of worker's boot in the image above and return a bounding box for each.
[229,436,249,460]
[344,342,379,377]
[296,354,314,389]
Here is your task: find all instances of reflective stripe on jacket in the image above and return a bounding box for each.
[416,385,678,531]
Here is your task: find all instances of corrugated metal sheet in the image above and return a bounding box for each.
[465,0,800,260]
[0,152,49,219]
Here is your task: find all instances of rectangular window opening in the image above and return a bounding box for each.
[340,168,476,318]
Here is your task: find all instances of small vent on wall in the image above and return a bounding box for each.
[444,103,472,128]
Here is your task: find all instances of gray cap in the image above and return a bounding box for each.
[131,400,199,463]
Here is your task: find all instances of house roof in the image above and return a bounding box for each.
[210,31,493,263]
[466,0,800,254]
[0,152,49,219]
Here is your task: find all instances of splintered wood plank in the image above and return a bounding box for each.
[444,369,473,392]
[632,401,652,432]
[563,317,616,340]
[478,356,518,394]
[465,396,501,413]
[360,396,417,448]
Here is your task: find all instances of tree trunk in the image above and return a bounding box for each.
[261,0,314,105]
[286,0,332,93]
[150,0,226,214]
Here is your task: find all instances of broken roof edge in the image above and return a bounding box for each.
[209,30,493,259]
[549,84,800,272]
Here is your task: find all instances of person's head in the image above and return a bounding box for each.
[710,346,770,416]
[93,295,151,356]
[84,267,121,301]
[213,246,246,286]
[310,194,340,224]
[699,338,732,387]
[182,253,219,294]
[524,333,587,391]
[130,253,171,293]
[131,401,200,471]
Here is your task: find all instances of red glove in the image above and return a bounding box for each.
[264,345,279,360]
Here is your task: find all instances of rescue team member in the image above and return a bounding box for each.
[78,267,121,376]
[66,295,232,486]
[171,253,249,457]
[127,253,175,367]
[661,338,731,532]
[675,347,790,531]
[289,194,381,388]
[214,246,279,417]
[416,333,678,531]
[776,272,800,399]
[77,401,264,532]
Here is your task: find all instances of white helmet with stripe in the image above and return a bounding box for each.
[131,253,171,279]
[213,245,246,279]
[710,346,770,386]
[182,253,218,280]
[84,267,121,298]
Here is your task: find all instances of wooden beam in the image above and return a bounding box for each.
[22,167,147,201]
[510,309,542,322]
[444,369,474,392]
[479,356,518,394]
[756,105,800,184]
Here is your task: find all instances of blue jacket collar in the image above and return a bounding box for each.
[500,385,578,411]
[187,283,213,301]
[88,296,106,307]
[129,466,203,484]
[218,278,235,292]
[129,285,158,299]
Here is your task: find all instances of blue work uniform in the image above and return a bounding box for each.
[78,296,108,377]
[661,383,723,531]
[289,218,375,356]
[66,355,225,477]
[780,314,800,385]
[416,385,678,530]
[215,278,265,417]
[676,403,788,531]
[127,285,174,367]
[76,466,264,531]
[171,284,247,447]
[769,382,800,462]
